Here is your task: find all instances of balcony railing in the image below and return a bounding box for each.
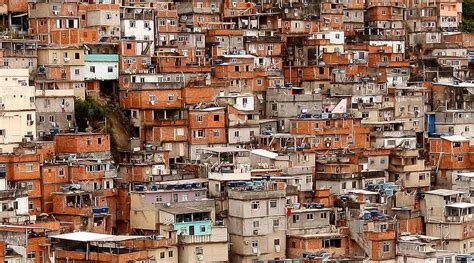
[178,227,228,244]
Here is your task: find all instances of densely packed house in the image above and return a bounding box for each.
[0,0,473,262]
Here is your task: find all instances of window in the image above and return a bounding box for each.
[108,66,113,73]
[169,250,173,257]
[458,155,463,162]
[59,168,65,177]
[306,175,312,184]
[253,220,260,228]
[273,219,279,227]
[27,252,36,259]
[74,69,80,75]
[196,247,204,255]
[28,201,33,210]
[383,243,390,252]
[160,252,165,259]
[197,115,203,122]
[213,130,220,137]
[419,173,425,181]
[251,201,260,209]
[323,239,342,248]
[270,200,277,208]
[292,214,300,223]
[156,196,162,202]
[129,21,136,27]
[193,130,204,138]
[168,94,175,101]
[321,212,327,219]
[234,131,240,137]
[274,239,280,246]
[75,53,80,59]
[87,139,92,145]
[271,103,278,111]
[25,163,33,172]
[214,115,219,121]
[251,241,258,248]
[200,225,206,232]
[307,213,314,220]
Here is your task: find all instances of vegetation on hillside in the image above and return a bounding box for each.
[460,0,474,32]
[74,97,118,158]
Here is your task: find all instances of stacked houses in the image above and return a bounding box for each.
[0,0,474,262]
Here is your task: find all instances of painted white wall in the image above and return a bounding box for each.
[0,69,36,153]
[84,61,119,80]
[121,19,154,41]
[369,41,405,53]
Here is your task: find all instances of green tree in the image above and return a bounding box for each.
[74,97,107,131]
[461,0,474,32]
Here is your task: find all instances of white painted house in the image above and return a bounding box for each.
[0,69,36,153]
[84,54,119,80]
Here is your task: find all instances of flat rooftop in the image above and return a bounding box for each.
[50,232,146,242]
[198,146,249,153]
[425,189,464,196]
[160,206,212,215]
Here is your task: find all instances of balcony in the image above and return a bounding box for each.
[178,226,228,244]
[445,204,474,223]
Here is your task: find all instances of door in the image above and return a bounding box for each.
[189,225,195,235]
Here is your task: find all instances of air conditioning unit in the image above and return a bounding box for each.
[27,120,34,126]
[52,10,59,15]
[275,245,281,252]
[253,229,259,235]
[64,57,70,62]
[252,247,258,255]
[149,100,156,105]
[197,255,204,262]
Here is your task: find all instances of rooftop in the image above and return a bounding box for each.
[445,202,474,209]
[50,232,146,242]
[441,135,469,142]
[425,189,464,196]
[160,206,212,215]
[198,146,249,153]
[251,149,278,159]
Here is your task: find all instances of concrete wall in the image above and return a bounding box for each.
[178,242,228,263]
[84,61,119,80]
